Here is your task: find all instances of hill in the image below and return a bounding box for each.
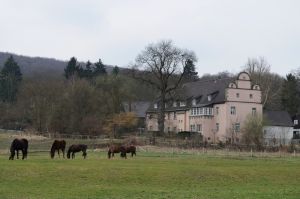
[0,52,117,78]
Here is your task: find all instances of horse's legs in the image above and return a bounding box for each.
[72,152,75,159]
[83,151,87,159]
[9,151,15,160]
[112,152,114,158]
[17,150,19,159]
[22,149,25,160]
[58,149,60,158]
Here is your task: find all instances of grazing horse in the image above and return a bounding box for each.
[9,138,28,160]
[67,144,87,159]
[50,140,66,159]
[126,145,136,157]
[108,145,127,159]
[108,145,136,159]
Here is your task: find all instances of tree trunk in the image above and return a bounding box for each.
[158,91,166,134]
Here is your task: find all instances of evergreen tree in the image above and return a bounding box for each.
[64,57,80,79]
[281,73,300,116]
[183,59,198,81]
[112,66,119,76]
[0,56,22,102]
[94,59,107,76]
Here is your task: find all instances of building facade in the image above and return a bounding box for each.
[146,72,263,143]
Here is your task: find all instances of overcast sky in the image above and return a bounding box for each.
[1,0,300,76]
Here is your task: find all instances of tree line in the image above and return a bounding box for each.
[0,40,299,138]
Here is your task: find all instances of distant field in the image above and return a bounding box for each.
[0,151,299,199]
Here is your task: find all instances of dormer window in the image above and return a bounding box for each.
[173,102,177,107]
[192,99,196,106]
[180,101,186,107]
[165,103,167,108]
[294,120,298,125]
[154,103,158,109]
[207,95,212,102]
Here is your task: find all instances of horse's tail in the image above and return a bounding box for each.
[67,148,71,159]
[50,141,56,159]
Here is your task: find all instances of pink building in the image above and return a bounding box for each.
[146,72,262,143]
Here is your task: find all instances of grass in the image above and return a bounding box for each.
[0,151,299,199]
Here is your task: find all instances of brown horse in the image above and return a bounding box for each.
[67,144,87,159]
[108,145,136,159]
[9,138,28,160]
[50,140,66,159]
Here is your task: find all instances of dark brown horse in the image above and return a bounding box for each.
[67,144,87,159]
[50,140,66,159]
[9,138,28,160]
[108,145,136,159]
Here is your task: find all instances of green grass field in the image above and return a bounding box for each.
[0,151,299,199]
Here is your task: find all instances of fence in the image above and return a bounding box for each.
[1,129,300,158]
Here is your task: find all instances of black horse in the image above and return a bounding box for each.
[9,138,28,160]
[50,140,66,159]
[67,144,87,159]
[126,145,137,157]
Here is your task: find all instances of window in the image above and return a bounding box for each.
[252,108,256,116]
[173,112,177,120]
[236,93,239,98]
[154,103,158,109]
[165,103,167,108]
[180,101,186,107]
[192,99,196,106]
[190,124,195,132]
[173,102,177,107]
[230,106,236,115]
[196,124,202,133]
[294,120,298,125]
[208,95,212,101]
[216,107,219,115]
[235,123,240,132]
[216,123,219,132]
[250,94,253,99]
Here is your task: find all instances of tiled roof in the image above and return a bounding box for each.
[264,111,293,127]
[147,77,233,112]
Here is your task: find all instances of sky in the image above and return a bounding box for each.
[1,0,300,76]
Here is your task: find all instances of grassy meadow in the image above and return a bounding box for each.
[0,151,299,199]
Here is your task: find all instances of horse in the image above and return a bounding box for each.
[107,145,127,159]
[108,145,136,159]
[50,140,66,159]
[67,144,87,159]
[126,145,136,157]
[9,138,28,160]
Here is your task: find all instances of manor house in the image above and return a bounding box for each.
[146,72,262,143]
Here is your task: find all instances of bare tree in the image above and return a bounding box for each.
[132,40,197,133]
[244,57,283,109]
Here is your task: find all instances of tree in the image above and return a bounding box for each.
[183,59,198,82]
[244,57,283,110]
[241,114,266,149]
[94,59,107,76]
[64,57,80,80]
[132,40,197,133]
[112,66,119,76]
[281,73,300,116]
[0,56,22,102]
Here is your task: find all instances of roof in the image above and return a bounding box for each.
[147,77,233,112]
[264,111,293,127]
[123,101,151,118]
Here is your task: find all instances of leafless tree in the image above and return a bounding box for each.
[244,57,283,109]
[132,40,197,133]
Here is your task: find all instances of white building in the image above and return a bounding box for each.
[263,111,293,146]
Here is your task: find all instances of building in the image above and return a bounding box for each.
[146,72,263,143]
[263,111,294,146]
[291,114,300,144]
[123,101,151,130]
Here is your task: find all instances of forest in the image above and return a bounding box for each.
[0,43,299,137]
